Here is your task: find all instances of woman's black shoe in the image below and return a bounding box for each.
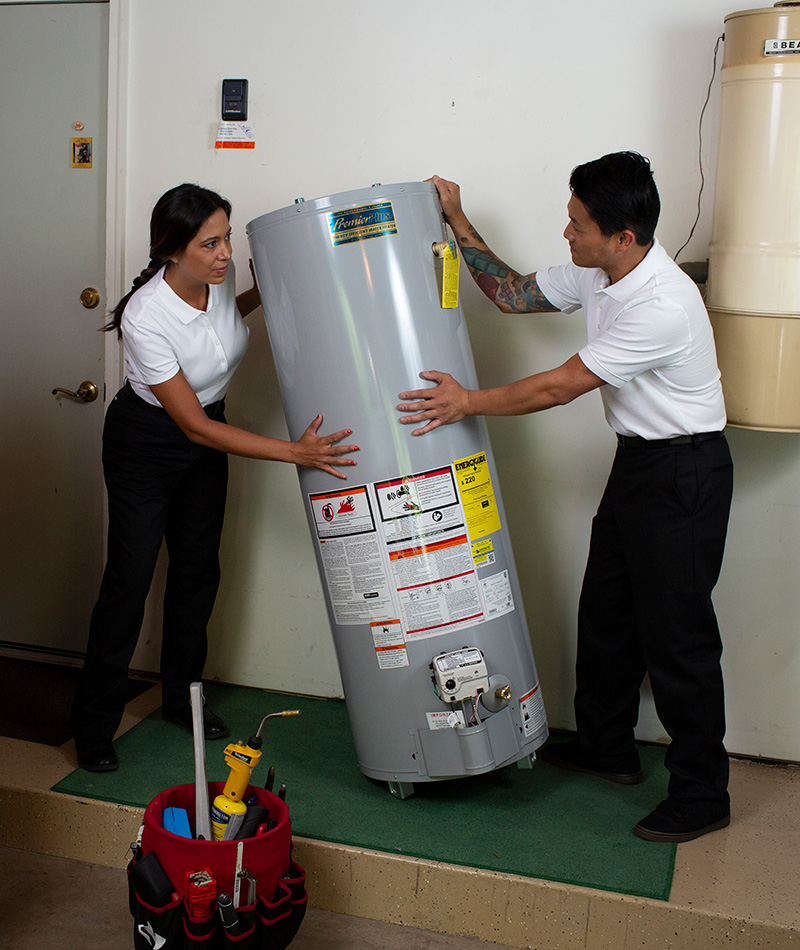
[76,741,119,772]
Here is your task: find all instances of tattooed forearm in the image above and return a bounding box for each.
[460,246,555,313]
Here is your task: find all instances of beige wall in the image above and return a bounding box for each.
[123,0,800,761]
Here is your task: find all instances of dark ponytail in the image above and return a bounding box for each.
[103,183,232,338]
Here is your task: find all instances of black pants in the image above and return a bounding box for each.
[574,435,733,803]
[71,383,228,750]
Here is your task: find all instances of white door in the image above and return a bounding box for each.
[0,2,108,658]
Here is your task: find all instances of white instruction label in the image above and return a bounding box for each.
[310,486,394,626]
[520,682,547,738]
[480,569,515,620]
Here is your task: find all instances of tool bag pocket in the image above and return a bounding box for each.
[254,861,307,950]
[277,862,308,947]
[128,857,184,950]
[181,897,220,945]
[216,899,257,948]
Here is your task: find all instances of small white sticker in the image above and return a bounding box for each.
[426,710,466,730]
[371,619,409,669]
[480,569,515,620]
[215,122,255,148]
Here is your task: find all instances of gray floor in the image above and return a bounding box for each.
[0,846,524,949]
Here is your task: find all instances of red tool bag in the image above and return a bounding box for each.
[128,782,307,949]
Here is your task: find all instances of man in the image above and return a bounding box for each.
[398,153,733,843]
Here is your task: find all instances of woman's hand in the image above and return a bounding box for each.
[397,370,470,436]
[235,258,262,317]
[291,415,359,479]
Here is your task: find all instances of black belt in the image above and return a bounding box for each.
[616,431,723,449]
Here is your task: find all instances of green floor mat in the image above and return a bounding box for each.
[53,683,675,900]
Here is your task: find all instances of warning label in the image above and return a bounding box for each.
[371,619,409,669]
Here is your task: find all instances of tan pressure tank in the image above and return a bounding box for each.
[707,2,800,431]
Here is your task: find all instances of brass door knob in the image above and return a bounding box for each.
[80,287,100,309]
[52,380,99,403]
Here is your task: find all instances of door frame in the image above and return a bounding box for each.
[105,0,128,398]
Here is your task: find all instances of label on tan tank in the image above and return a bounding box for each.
[765,38,800,55]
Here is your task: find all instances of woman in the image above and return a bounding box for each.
[71,183,357,772]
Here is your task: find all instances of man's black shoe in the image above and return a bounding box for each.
[163,704,230,740]
[540,739,643,785]
[634,796,730,842]
[76,741,119,772]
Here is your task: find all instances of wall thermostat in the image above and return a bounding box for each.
[222,79,248,121]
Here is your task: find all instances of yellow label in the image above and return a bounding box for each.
[471,537,495,566]
[454,451,501,540]
[441,240,460,309]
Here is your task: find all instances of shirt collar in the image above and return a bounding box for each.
[155,267,220,324]
[599,237,666,301]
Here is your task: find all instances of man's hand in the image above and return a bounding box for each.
[430,175,466,228]
[397,370,470,436]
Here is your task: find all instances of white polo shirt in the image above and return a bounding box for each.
[536,239,726,439]
[121,264,249,407]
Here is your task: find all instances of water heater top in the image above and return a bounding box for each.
[246,180,437,236]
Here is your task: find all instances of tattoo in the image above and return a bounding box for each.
[477,273,502,301]
[518,277,555,312]
[461,245,511,279]
[496,283,516,306]
[461,245,554,313]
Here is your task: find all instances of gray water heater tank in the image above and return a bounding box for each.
[246,181,547,797]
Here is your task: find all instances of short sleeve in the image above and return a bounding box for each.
[536,264,586,314]
[123,318,181,386]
